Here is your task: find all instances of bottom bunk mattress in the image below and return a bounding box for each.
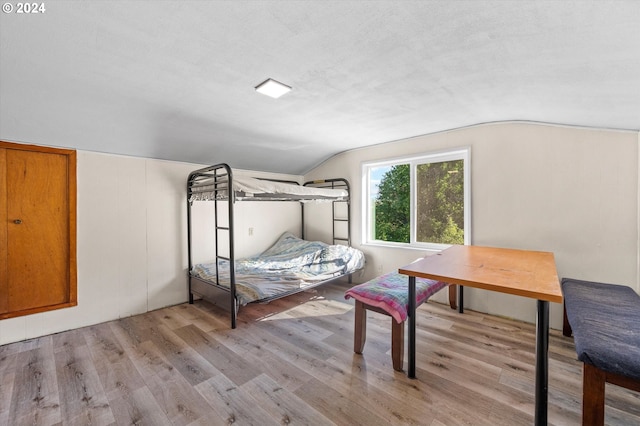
[191,232,366,305]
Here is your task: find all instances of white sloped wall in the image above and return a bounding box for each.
[304,122,639,330]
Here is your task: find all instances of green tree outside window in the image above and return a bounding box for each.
[373,160,464,245]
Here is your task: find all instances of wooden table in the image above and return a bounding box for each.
[399,245,562,426]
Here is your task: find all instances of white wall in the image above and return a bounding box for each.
[305,122,640,329]
[2,123,637,343]
[0,152,301,345]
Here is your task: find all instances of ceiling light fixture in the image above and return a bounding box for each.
[255,78,292,99]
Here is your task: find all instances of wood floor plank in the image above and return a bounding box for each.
[145,323,219,386]
[195,373,280,425]
[324,339,513,426]
[83,323,147,398]
[173,323,261,386]
[207,327,315,392]
[253,317,439,424]
[414,346,537,420]
[294,377,398,426]
[93,357,146,401]
[52,328,88,353]
[53,339,115,425]
[83,323,128,364]
[0,368,14,426]
[260,310,335,342]
[1,281,638,425]
[254,314,345,362]
[108,325,176,380]
[332,349,491,426]
[168,303,229,333]
[241,373,335,425]
[8,345,62,426]
[5,335,53,356]
[499,368,583,425]
[111,328,215,425]
[0,340,21,424]
[106,385,173,426]
[605,384,640,418]
[0,347,18,375]
[605,403,640,426]
[148,308,193,331]
[111,316,218,388]
[143,372,214,426]
[414,323,538,380]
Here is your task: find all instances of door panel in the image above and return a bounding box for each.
[0,149,7,314]
[6,149,70,311]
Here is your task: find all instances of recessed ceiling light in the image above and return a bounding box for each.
[255,78,292,99]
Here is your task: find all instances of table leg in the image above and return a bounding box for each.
[408,276,416,379]
[535,300,549,426]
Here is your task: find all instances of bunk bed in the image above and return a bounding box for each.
[187,163,365,328]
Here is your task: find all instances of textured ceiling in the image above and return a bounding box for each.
[1,1,639,174]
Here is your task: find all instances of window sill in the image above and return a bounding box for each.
[361,241,451,253]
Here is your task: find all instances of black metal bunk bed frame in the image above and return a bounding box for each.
[187,163,352,329]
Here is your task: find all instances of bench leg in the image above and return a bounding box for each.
[448,284,457,310]
[391,319,404,371]
[354,300,366,354]
[583,363,606,426]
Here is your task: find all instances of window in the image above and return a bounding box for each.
[362,147,470,250]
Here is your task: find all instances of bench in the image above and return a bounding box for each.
[345,271,457,371]
[561,278,640,425]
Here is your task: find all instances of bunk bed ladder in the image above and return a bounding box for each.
[187,178,194,305]
[333,179,350,246]
[213,166,237,329]
[187,163,237,329]
[332,201,350,246]
[329,178,352,283]
[302,178,351,246]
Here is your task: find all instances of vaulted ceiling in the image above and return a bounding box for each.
[1,1,639,174]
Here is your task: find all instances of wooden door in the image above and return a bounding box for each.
[0,142,76,319]
[0,149,6,314]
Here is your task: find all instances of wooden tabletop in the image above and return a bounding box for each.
[399,245,563,303]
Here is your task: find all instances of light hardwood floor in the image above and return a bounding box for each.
[1,281,639,425]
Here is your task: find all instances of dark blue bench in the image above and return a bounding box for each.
[561,278,640,425]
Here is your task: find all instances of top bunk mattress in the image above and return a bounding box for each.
[189,172,348,202]
[234,176,348,201]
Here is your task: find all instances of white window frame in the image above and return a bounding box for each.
[361,147,471,251]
